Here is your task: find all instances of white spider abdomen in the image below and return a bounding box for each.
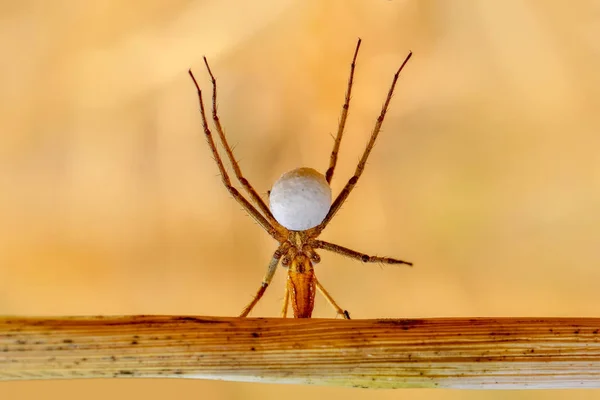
[269,167,332,231]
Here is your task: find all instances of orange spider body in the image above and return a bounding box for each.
[287,254,316,318]
[188,39,413,319]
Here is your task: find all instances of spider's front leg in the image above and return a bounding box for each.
[188,70,285,242]
[315,51,412,235]
[202,57,282,229]
[326,38,362,184]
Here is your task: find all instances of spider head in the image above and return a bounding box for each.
[269,167,331,231]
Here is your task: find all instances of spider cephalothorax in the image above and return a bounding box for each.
[188,39,412,319]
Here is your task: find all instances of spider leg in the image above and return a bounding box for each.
[313,240,412,266]
[316,52,413,233]
[240,242,290,317]
[281,285,290,318]
[202,58,283,230]
[325,38,361,184]
[189,70,284,241]
[314,276,350,319]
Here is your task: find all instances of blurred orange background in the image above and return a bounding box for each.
[1,0,599,399]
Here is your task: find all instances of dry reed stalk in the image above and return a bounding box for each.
[1,316,600,388]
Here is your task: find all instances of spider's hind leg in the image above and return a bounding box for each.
[240,243,290,317]
[281,285,290,318]
[315,276,351,319]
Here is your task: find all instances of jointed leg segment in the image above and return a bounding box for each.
[326,38,362,184]
[202,58,281,229]
[314,277,350,319]
[281,285,290,317]
[188,70,283,241]
[313,240,412,266]
[317,51,413,234]
[240,242,290,317]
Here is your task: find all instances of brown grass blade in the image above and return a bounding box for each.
[1,316,600,389]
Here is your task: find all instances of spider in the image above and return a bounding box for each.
[188,39,412,319]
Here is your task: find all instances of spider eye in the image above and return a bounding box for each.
[311,253,321,263]
[282,256,290,266]
[269,167,332,231]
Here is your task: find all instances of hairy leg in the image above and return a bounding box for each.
[189,70,283,241]
[316,52,413,234]
[325,38,361,184]
[314,276,350,319]
[281,285,290,318]
[240,242,290,317]
[313,240,412,266]
[203,57,283,231]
